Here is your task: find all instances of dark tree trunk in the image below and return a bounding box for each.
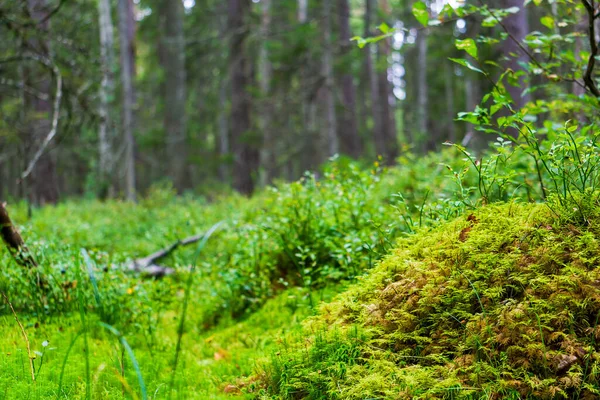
[500,0,531,109]
[118,0,137,201]
[162,0,187,192]
[377,0,399,163]
[228,0,259,195]
[25,0,59,205]
[337,0,361,158]
[366,0,385,158]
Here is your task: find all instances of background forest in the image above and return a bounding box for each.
[4,0,600,399]
[1,0,549,203]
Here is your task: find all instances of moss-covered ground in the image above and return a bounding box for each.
[2,149,600,399]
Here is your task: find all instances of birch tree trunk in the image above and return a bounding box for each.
[163,0,187,192]
[118,0,137,201]
[98,0,116,198]
[337,0,361,158]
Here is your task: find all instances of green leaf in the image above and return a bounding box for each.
[378,23,390,34]
[540,15,554,29]
[448,57,485,74]
[565,120,578,133]
[351,36,367,48]
[412,1,429,27]
[455,38,478,59]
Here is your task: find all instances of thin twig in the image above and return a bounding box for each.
[1,292,35,382]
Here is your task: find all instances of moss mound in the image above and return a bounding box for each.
[262,202,600,399]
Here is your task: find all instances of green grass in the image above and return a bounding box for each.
[3,144,599,399]
[2,156,463,399]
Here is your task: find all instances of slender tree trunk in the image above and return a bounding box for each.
[445,65,456,144]
[162,0,187,192]
[366,0,385,158]
[25,0,59,205]
[98,0,116,198]
[416,26,431,151]
[323,0,339,157]
[228,0,258,195]
[417,28,428,137]
[218,77,230,182]
[500,0,530,109]
[118,0,137,201]
[298,0,320,172]
[377,0,398,162]
[337,0,361,158]
[259,0,276,184]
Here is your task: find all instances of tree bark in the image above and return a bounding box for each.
[377,0,398,162]
[337,0,361,158]
[259,0,276,184]
[366,0,385,158]
[500,0,531,109]
[162,0,187,192]
[228,0,259,195]
[323,0,339,157]
[98,0,116,198]
[25,0,59,205]
[417,28,428,137]
[445,65,456,144]
[118,0,137,201]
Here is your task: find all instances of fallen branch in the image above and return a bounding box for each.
[0,202,38,268]
[125,233,206,277]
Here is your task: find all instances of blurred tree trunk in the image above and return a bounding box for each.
[228,0,258,195]
[259,0,275,184]
[500,0,530,109]
[298,0,320,172]
[25,0,59,205]
[98,0,116,198]
[377,0,398,163]
[162,0,187,192]
[337,0,361,158]
[118,0,137,201]
[417,27,429,150]
[445,65,456,143]
[366,0,384,158]
[323,0,339,157]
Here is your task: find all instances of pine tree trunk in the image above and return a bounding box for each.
[118,0,137,201]
[25,0,59,205]
[163,0,187,192]
[366,0,385,159]
[98,0,116,198]
[259,0,276,184]
[377,0,398,163]
[228,0,258,195]
[337,0,361,158]
[500,0,530,109]
[323,0,339,157]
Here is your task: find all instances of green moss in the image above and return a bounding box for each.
[262,202,600,399]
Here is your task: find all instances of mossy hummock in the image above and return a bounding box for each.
[264,202,600,399]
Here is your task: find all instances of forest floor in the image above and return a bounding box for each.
[1,151,600,399]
